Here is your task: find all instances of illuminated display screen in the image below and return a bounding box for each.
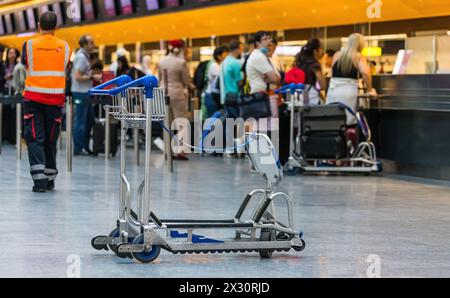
[15,11,27,32]
[146,0,160,10]
[120,0,133,15]
[4,14,13,34]
[39,5,49,14]
[104,0,117,17]
[26,8,36,30]
[0,17,5,35]
[83,0,95,20]
[164,0,180,8]
[52,3,64,26]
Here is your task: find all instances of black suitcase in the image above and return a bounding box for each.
[301,132,347,159]
[92,120,118,157]
[301,105,348,159]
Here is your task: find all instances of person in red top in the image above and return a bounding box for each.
[285,66,306,85]
[22,11,71,192]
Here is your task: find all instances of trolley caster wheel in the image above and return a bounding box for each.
[375,161,383,173]
[108,228,133,259]
[259,229,276,259]
[293,239,306,252]
[91,236,109,251]
[131,234,161,264]
[286,167,302,176]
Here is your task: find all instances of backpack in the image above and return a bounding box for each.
[193,60,210,91]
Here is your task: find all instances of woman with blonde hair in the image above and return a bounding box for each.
[326,33,377,125]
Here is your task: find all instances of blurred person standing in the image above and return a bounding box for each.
[323,49,336,78]
[204,45,229,117]
[109,48,128,76]
[245,32,281,97]
[298,38,327,105]
[116,56,131,77]
[159,40,195,160]
[269,39,284,75]
[268,39,284,119]
[140,55,154,75]
[0,46,5,93]
[72,35,100,156]
[3,48,20,94]
[326,33,376,125]
[244,31,281,131]
[220,40,244,119]
[21,11,71,192]
[12,56,27,95]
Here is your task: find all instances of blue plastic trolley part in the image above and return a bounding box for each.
[170,231,224,244]
[89,74,159,99]
[275,83,305,95]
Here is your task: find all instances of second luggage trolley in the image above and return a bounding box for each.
[89,75,305,263]
[277,84,382,175]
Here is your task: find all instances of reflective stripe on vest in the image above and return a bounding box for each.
[24,86,65,94]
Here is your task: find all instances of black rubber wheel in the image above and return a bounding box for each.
[259,229,276,259]
[285,167,301,176]
[91,236,109,251]
[108,228,133,259]
[293,239,306,252]
[131,234,161,264]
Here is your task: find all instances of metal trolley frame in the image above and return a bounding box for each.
[89,75,305,263]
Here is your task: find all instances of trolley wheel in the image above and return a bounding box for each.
[108,228,133,259]
[293,239,306,252]
[259,229,276,259]
[131,234,161,264]
[286,167,302,176]
[91,236,109,251]
[376,161,383,173]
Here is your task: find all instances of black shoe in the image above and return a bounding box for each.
[32,186,46,193]
[47,181,55,191]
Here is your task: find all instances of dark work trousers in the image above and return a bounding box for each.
[23,100,62,188]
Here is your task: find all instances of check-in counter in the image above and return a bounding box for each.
[370,74,450,180]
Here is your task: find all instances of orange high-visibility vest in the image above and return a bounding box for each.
[24,34,71,106]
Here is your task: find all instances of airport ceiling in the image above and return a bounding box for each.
[1,0,450,48]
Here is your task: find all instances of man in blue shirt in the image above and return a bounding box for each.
[220,40,244,119]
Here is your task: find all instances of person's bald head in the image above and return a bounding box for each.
[38,11,58,33]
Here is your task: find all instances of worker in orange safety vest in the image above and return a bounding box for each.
[21,11,71,192]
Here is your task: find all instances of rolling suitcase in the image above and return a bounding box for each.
[301,105,348,159]
[92,119,118,157]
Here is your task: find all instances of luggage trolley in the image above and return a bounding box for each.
[89,75,305,263]
[277,83,382,174]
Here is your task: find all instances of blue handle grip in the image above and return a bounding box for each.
[88,75,132,96]
[88,75,159,98]
[275,83,305,95]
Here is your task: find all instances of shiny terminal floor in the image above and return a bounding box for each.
[0,144,450,278]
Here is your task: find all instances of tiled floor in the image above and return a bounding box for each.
[1,144,449,277]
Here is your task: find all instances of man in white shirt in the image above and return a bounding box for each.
[246,31,281,94]
[245,31,281,138]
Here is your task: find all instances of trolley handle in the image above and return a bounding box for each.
[89,75,160,98]
[275,83,305,95]
[88,75,133,96]
[327,102,371,140]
